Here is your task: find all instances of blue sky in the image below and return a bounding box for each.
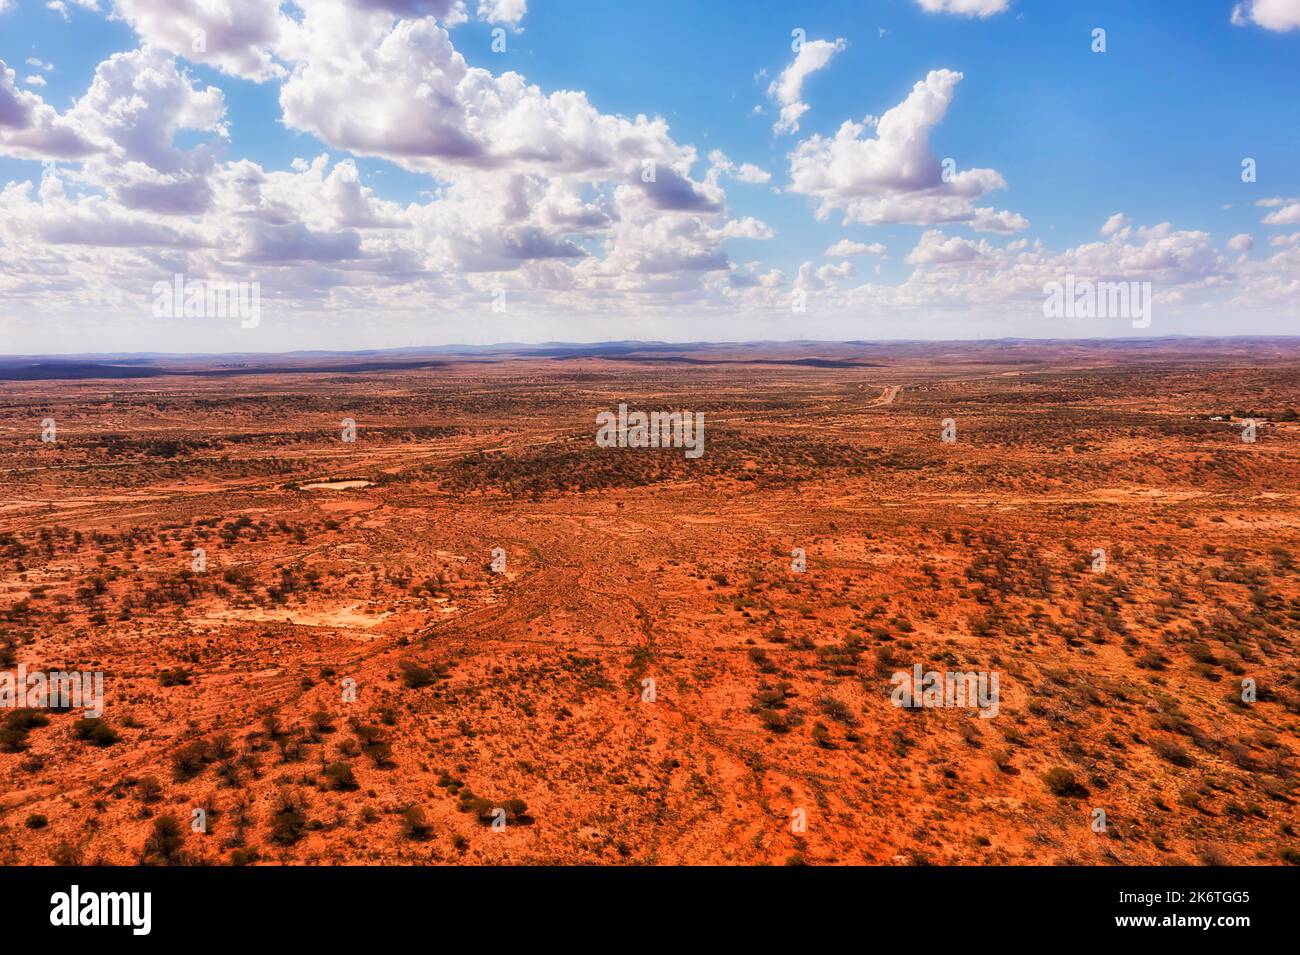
[1,0,1298,353]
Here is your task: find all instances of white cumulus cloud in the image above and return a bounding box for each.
[825,239,885,256]
[1231,0,1300,31]
[914,0,1010,18]
[787,69,1027,233]
[768,37,846,135]
[1259,196,1300,225]
[477,0,526,27]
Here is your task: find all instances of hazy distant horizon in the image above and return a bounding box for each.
[4,332,1300,364]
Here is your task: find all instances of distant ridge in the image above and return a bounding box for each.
[1,336,1298,381]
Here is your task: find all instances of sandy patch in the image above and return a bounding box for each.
[196,602,391,629]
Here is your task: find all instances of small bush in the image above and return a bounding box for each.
[399,661,436,689]
[268,790,307,845]
[459,791,529,826]
[171,740,210,780]
[324,762,358,791]
[350,721,392,767]
[309,711,335,735]
[72,717,120,747]
[6,709,49,732]
[0,710,50,752]
[136,776,163,804]
[1044,767,1084,797]
[141,814,185,865]
[400,806,433,841]
[1151,737,1193,767]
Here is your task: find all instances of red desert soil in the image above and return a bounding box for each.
[0,338,1298,865]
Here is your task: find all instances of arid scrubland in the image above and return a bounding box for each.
[1,340,1298,866]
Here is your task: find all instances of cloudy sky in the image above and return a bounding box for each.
[0,0,1298,354]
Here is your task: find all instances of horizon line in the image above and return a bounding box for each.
[4,333,1300,362]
